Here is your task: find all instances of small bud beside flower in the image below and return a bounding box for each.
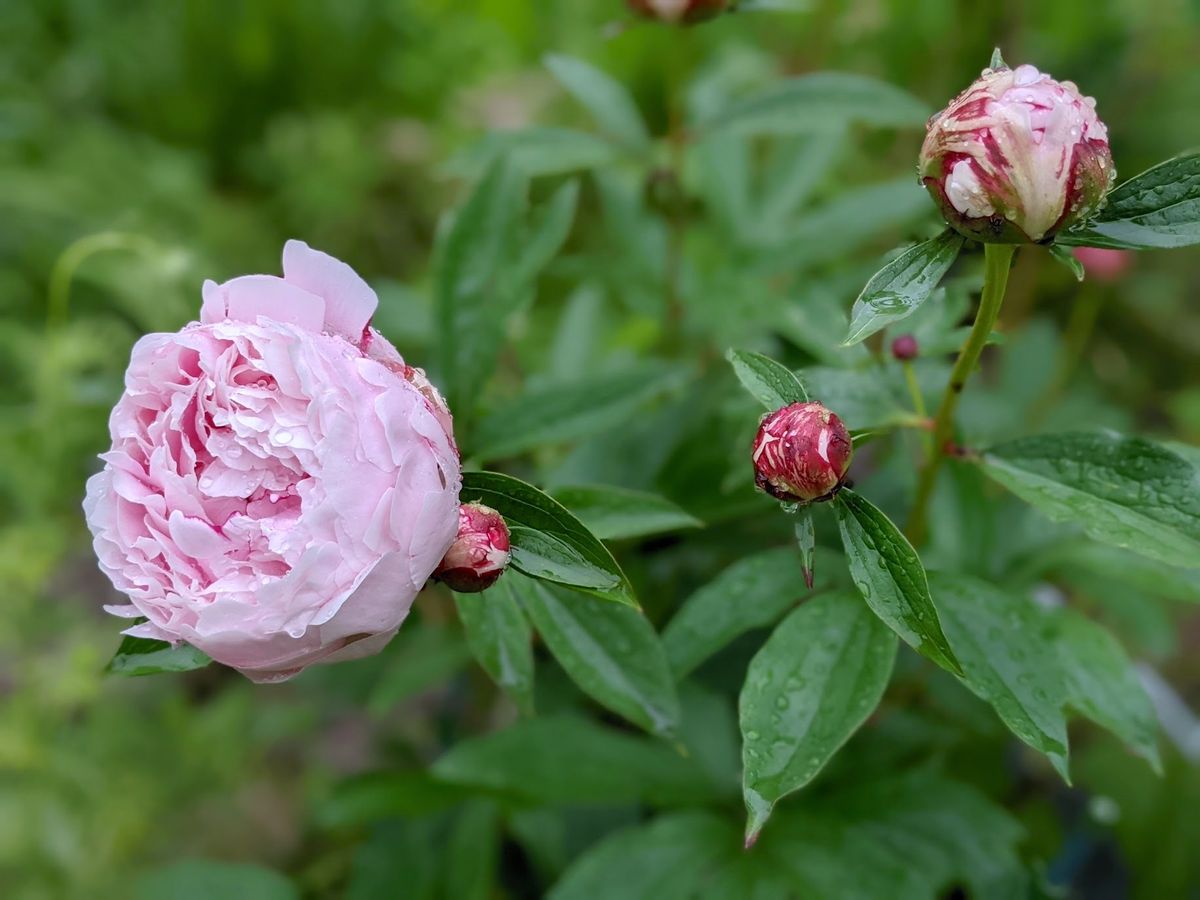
[920,61,1115,243]
[891,334,920,361]
[1072,246,1133,283]
[434,503,512,594]
[752,402,853,503]
[627,0,730,24]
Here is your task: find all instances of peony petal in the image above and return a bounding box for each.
[200,279,226,323]
[167,509,231,559]
[222,275,326,332]
[281,240,378,340]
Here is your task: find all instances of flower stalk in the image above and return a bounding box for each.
[907,243,1015,544]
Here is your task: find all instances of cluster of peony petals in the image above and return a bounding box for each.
[752,402,853,503]
[84,242,462,683]
[920,63,1115,243]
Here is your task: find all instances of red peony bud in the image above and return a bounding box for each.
[891,334,920,361]
[752,402,853,503]
[627,0,730,24]
[1071,246,1133,283]
[920,61,1115,243]
[434,502,511,594]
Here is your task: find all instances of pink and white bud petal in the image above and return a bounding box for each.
[434,503,512,594]
[627,0,730,24]
[752,402,853,503]
[920,62,1115,243]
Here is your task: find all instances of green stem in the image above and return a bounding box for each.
[906,243,1015,544]
[46,231,157,330]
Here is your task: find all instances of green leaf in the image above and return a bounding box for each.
[726,348,809,409]
[978,431,1200,568]
[434,159,528,420]
[1060,150,1200,249]
[662,547,834,678]
[807,768,1026,899]
[550,484,702,540]
[508,526,622,592]
[346,821,437,900]
[741,591,897,843]
[472,363,687,460]
[431,715,717,807]
[1054,609,1161,772]
[933,573,1070,775]
[1049,542,1200,603]
[544,54,650,151]
[135,861,297,900]
[833,488,961,674]
[454,579,535,714]
[444,128,618,178]
[794,509,816,590]
[517,577,681,738]
[843,230,966,345]
[368,626,471,714]
[1049,244,1086,281]
[316,771,474,829]
[701,72,931,136]
[510,179,580,289]
[461,471,636,607]
[106,633,211,677]
[548,812,732,900]
[443,802,501,900]
[933,573,1160,778]
[800,366,907,432]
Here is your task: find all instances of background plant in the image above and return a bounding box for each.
[3,1,1200,898]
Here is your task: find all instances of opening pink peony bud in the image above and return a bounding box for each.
[434,502,512,594]
[85,242,462,683]
[919,60,1115,244]
[627,0,730,24]
[891,334,920,361]
[1072,246,1133,283]
[752,402,853,503]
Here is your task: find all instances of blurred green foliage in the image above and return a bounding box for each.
[3,1,1200,898]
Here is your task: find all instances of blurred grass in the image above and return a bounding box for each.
[2,1,1199,897]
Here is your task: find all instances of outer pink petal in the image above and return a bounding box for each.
[200,279,226,323]
[221,275,326,332]
[281,240,378,340]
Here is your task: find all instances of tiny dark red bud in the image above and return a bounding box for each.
[752,401,853,503]
[434,502,511,594]
[891,334,919,361]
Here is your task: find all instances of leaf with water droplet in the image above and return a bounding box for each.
[977,431,1200,568]
[843,229,965,345]
[514,575,680,739]
[726,348,809,410]
[739,590,897,843]
[834,489,962,675]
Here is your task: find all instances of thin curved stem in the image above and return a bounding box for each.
[46,231,157,330]
[906,243,1016,544]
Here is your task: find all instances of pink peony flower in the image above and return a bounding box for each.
[434,502,512,594]
[920,62,1115,243]
[752,402,853,503]
[84,241,462,683]
[1072,246,1133,282]
[627,0,730,24]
